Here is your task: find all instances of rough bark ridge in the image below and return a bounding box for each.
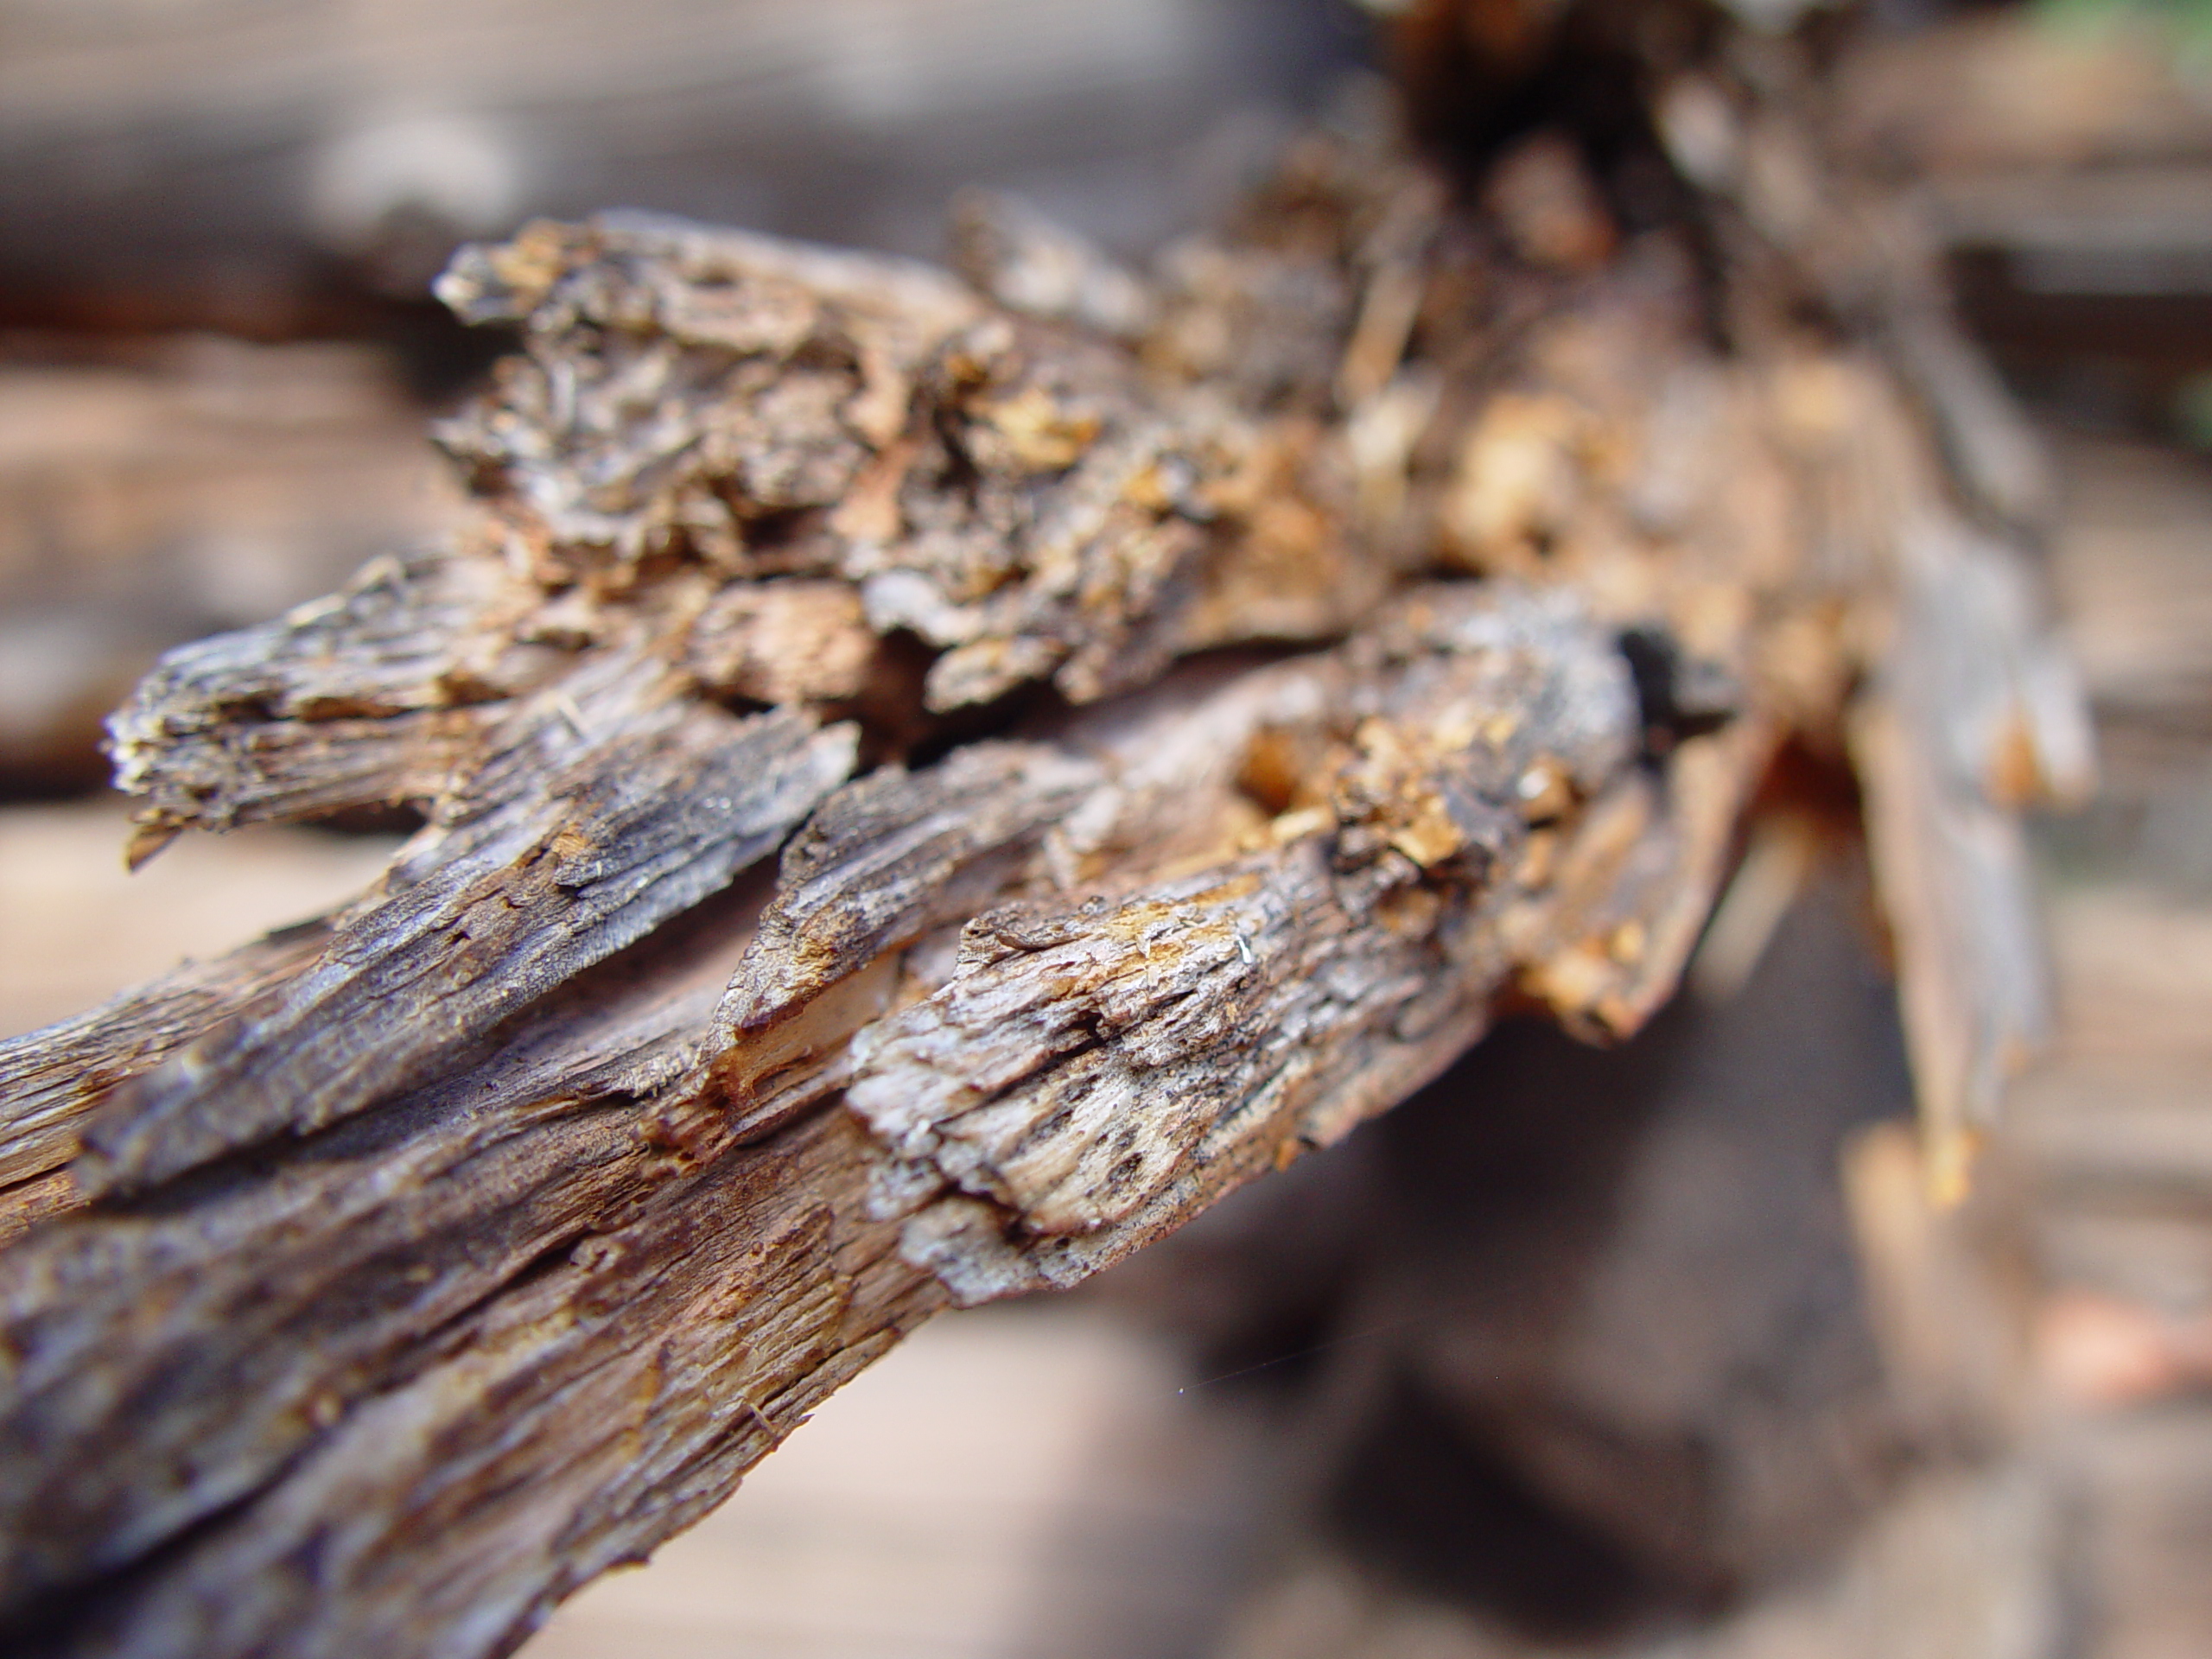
[0,6,2085,1653]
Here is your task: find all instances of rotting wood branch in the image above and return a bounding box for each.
[0,10,2089,1656]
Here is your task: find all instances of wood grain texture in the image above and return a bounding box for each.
[0,919,330,1191]
[0,20,2090,1652]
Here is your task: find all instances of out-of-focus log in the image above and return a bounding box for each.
[1834,12,2212,432]
[0,0,1345,326]
[0,340,463,791]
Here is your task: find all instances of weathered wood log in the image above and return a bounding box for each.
[0,7,2088,1653]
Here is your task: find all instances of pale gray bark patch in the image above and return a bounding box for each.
[843,584,1650,1290]
[718,740,1102,1037]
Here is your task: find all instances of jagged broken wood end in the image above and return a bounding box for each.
[0,29,2091,1659]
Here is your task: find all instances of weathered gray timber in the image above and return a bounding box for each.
[84,664,856,1196]
[0,10,2090,1651]
[0,922,331,1198]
